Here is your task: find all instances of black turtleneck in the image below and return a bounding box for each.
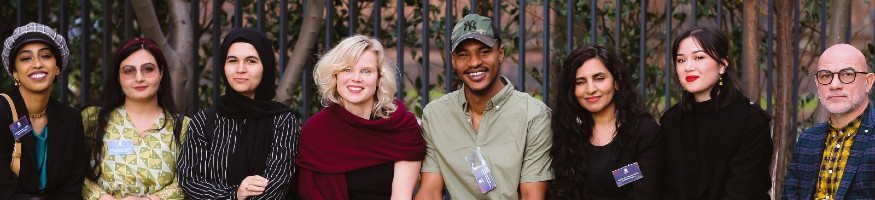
[659,93,773,200]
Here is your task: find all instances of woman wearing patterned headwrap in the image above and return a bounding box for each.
[177,28,299,199]
[0,22,87,199]
[81,37,189,200]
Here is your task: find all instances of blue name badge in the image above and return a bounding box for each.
[465,147,497,194]
[9,116,33,140]
[612,162,644,187]
[107,140,135,155]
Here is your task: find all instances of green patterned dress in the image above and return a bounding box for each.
[81,107,189,199]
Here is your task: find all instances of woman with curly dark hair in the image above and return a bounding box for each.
[549,44,663,199]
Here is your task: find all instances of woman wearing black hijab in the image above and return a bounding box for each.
[177,28,299,199]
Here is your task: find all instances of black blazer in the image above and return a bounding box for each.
[586,115,664,200]
[0,89,86,200]
[659,94,772,200]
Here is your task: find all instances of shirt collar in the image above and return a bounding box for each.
[459,76,515,115]
[829,104,868,133]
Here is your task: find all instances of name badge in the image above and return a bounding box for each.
[465,147,497,194]
[9,116,33,140]
[612,162,644,187]
[107,140,135,155]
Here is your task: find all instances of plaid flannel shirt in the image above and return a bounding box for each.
[783,104,875,199]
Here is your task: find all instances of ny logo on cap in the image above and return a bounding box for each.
[464,20,477,31]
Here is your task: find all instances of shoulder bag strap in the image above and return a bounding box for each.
[0,93,21,176]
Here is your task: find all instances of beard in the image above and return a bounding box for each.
[820,92,867,115]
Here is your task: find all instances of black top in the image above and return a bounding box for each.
[0,89,87,200]
[584,143,612,198]
[581,115,663,200]
[346,162,394,200]
[659,93,772,200]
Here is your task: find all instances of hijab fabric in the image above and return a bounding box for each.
[216,28,290,186]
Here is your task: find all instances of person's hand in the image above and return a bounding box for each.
[120,196,139,200]
[97,195,119,200]
[236,175,269,199]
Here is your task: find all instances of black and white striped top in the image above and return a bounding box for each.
[178,110,299,199]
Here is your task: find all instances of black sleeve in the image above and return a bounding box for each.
[0,96,28,199]
[178,111,236,199]
[47,112,86,199]
[657,113,679,200]
[631,119,664,200]
[723,113,773,200]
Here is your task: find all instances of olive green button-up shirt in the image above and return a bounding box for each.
[421,76,554,199]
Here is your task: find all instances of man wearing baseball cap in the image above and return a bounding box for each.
[415,14,553,199]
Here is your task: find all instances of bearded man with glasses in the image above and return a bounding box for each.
[783,44,875,199]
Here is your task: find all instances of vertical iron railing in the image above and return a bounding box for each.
[590,0,597,44]
[542,0,549,103]
[212,0,221,103]
[374,0,381,39]
[792,0,801,137]
[691,0,696,26]
[8,0,861,130]
[234,0,242,28]
[421,1,430,107]
[102,0,112,84]
[81,0,91,105]
[396,0,405,100]
[257,0,265,32]
[445,1,453,93]
[566,0,572,53]
[639,0,646,101]
[279,0,288,76]
[190,0,200,114]
[518,0,526,91]
[350,0,358,35]
[767,0,774,114]
[820,0,826,53]
[59,0,69,103]
[664,0,672,110]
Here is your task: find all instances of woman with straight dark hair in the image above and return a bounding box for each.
[82,37,188,199]
[660,26,772,199]
[0,22,87,199]
[549,44,662,199]
[177,28,299,199]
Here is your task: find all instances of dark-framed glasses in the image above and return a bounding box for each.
[814,69,871,85]
[120,64,159,79]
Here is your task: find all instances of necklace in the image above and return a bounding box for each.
[29,109,47,118]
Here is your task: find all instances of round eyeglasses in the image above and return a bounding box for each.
[120,64,159,79]
[814,69,871,85]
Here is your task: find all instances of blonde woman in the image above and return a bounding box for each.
[296,35,425,200]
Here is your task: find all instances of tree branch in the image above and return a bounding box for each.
[274,1,325,105]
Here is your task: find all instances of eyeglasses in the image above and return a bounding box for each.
[814,69,871,85]
[120,64,159,79]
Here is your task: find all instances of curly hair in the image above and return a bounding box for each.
[313,35,398,119]
[549,44,650,199]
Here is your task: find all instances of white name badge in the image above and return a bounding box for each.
[107,140,135,155]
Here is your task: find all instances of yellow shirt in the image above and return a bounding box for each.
[814,115,862,200]
[81,107,189,199]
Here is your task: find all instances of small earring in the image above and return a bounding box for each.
[13,79,20,86]
[575,117,582,124]
[719,75,723,86]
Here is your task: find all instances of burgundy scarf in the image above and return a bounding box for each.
[296,100,425,200]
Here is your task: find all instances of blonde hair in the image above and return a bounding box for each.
[314,35,398,119]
